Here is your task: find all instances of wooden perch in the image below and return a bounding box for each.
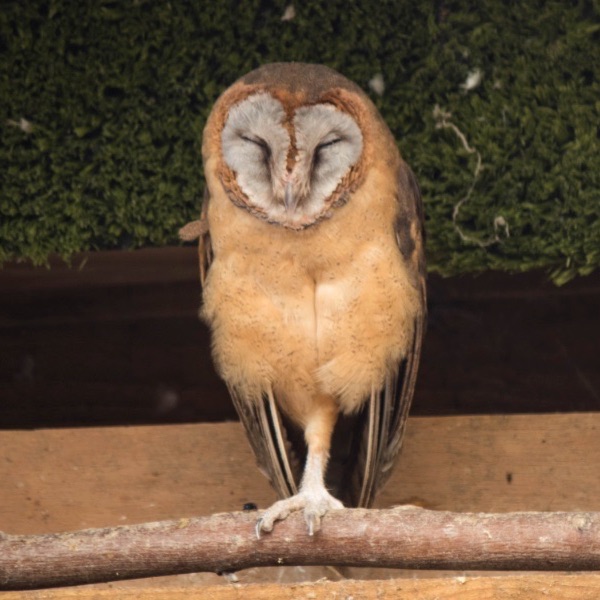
[2,507,600,590]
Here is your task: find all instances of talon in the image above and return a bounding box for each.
[307,513,321,536]
[256,488,343,535]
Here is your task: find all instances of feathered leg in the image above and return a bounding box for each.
[256,401,343,537]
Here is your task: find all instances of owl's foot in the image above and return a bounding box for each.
[256,488,344,538]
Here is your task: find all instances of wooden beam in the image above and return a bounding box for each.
[2,250,600,428]
[0,247,199,291]
[3,574,600,599]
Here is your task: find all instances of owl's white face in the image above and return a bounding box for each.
[221,93,363,228]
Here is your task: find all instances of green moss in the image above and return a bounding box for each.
[1,0,598,282]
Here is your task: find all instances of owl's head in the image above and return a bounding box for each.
[204,63,394,230]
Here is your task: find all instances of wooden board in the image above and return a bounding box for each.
[1,248,599,428]
[2,413,599,536]
[4,574,600,599]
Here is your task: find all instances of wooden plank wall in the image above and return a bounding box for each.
[3,414,599,536]
[1,247,599,428]
[5,575,600,600]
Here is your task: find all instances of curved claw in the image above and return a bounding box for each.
[307,514,316,536]
[254,490,343,537]
[255,518,264,540]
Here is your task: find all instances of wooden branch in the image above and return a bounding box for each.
[2,507,600,590]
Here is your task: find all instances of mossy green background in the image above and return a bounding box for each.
[1,0,598,283]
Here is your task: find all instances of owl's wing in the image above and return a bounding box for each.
[180,188,302,499]
[336,161,427,508]
[228,385,303,499]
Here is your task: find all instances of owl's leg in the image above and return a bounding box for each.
[256,402,343,537]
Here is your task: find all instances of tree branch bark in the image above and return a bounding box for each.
[2,507,600,590]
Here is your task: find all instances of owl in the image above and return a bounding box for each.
[180,63,426,537]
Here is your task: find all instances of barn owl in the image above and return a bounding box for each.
[180,63,426,537]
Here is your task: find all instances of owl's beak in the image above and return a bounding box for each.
[284,181,299,214]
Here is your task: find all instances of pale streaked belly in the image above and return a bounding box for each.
[203,245,418,413]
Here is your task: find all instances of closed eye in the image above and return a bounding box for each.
[240,134,272,161]
[316,138,342,152]
[312,138,342,172]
